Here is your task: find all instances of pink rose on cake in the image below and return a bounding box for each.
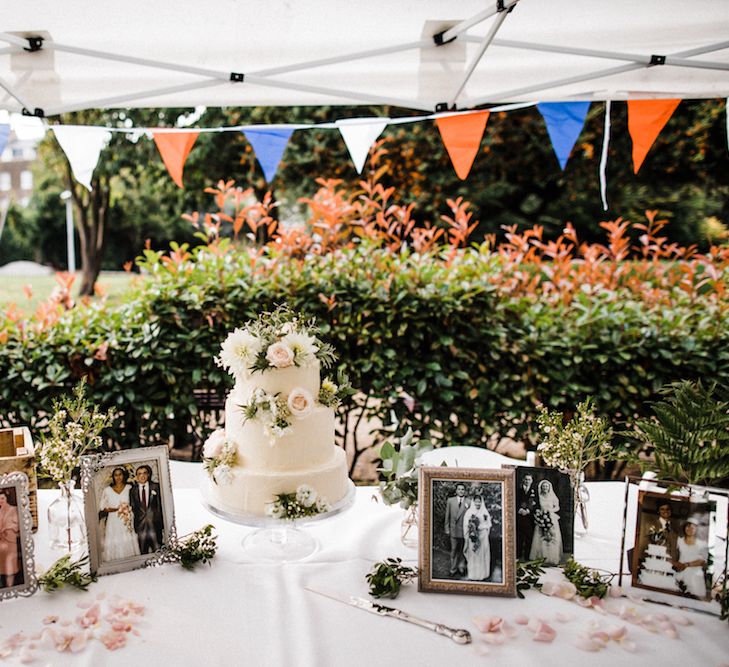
[288,388,314,419]
[203,429,227,458]
[266,342,295,368]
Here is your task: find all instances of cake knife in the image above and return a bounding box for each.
[305,587,471,644]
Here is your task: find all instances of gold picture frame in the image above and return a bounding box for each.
[418,466,516,596]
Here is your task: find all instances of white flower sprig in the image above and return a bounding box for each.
[38,382,117,484]
[202,429,237,485]
[266,485,331,520]
[536,398,613,478]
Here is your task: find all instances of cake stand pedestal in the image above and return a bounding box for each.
[201,481,356,563]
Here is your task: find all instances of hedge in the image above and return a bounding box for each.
[1,236,726,480]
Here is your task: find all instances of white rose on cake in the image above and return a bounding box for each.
[266,341,295,368]
[296,484,318,507]
[288,388,314,419]
[216,328,262,376]
[282,332,318,366]
[203,429,227,458]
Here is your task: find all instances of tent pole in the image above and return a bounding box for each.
[0,32,31,48]
[51,42,230,80]
[447,8,512,109]
[440,0,519,43]
[245,74,434,111]
[45,79,226,116]
[0,75,36,113]
[253,40,430,77]
[469,39,729,104]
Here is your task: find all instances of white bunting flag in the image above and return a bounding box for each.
[52,126,112,190]
[336,117,389,174]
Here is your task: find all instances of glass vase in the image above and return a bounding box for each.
[47,480,86,552]
[573,471,590,536]
[400,505,418,548]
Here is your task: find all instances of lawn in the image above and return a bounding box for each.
[0,272,139,312]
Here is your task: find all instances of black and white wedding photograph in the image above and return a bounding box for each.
[514,466,573,565]
[631,490,716,602]
[82,446,175,575]
[418,467,515,596]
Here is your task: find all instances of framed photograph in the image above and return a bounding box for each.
[512,466,573,565]
[418,467,516,596]
[0,472,37,600]
[81,445,176,576]
[619,477,728,615]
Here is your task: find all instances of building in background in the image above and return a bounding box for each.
[0,130,37,208]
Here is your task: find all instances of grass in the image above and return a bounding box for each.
[0,272,138,312]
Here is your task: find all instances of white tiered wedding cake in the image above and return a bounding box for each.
[639,543,678,591]
[202,308,350,516]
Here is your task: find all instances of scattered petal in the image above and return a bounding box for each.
[501,621,518,639]
[42,617,58,626]
[18,646,35,664]
[555,612,573,623]
[608,625,628,641]
[513,614,529,626]
[673,615,693,627]
[609,585,623,598]
[482,632,507,646]
[574,637,602,652]
[589,631,610,645]
[76,600,93,610]
[472,615,503,634]
[532,622,556,643]
[100,630,127,651]
[619,639,638,653]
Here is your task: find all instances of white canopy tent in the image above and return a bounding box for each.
[0,0,728,117]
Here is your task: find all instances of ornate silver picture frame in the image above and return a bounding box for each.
[418,467,516,596]
[0,472,37,600]
[81,445,176,576]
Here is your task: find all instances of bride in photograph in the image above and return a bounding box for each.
[99,467,140,562]
[462,495,492,581]
[529,479,563,565]
[673,517,709,599]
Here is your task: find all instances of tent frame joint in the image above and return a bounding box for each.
[649,54,666,66]
[21,107,45,118]
[435,102,457,113]
[23,36,44,52]
[497,0,516,13]
[229,72,245,83]
[433,31,457,47]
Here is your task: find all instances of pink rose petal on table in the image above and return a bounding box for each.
[674,615,692,627]
[608,625,628,641]
[609,585,623,598]
[576,596,594,608]
[619,639,637,653]
[100,631,127,651]
[60,620,72,628]
[42,616,58,626]
[501,621,518,639]
[76,600,92,610]
[472,615,503,633]
[532,622,556,643]
[574,636,602,652]
[555,612,573,623]
[77,603,101,629]
[589,631,610,645]
[482,632,507,645]
[18,646,35,664]
[514,614,529,626]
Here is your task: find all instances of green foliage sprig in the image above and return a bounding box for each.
[37,381,117,484]
[516,558,546,599]
[38,554,97,593]
[628,380,729,485]
[168,524,218,570]
[378,429,433,509]
[562,559,613,599]
[266,486,330,521]
[366,557,418,599]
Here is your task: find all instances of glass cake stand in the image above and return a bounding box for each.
[201,481,356,563]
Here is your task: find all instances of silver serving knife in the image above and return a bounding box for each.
[306,587,471,645]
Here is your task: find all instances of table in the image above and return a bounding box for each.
[2,462,728,666]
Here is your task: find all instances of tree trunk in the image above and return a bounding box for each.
[68,173,109,297]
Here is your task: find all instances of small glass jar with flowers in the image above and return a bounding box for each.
[38,382,117,552]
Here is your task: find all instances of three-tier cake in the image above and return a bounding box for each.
[202,307,350,516]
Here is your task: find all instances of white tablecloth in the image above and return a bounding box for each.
[2,462,727,666]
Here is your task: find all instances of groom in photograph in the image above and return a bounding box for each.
[444,483,469,577]
[129,464,164,554]
[516,473,538,561]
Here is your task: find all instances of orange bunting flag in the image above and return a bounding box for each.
[627,99,681,174]
[436,111,490,180]
[153,131,199,188]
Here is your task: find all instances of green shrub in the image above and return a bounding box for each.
[0,238,727,480]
